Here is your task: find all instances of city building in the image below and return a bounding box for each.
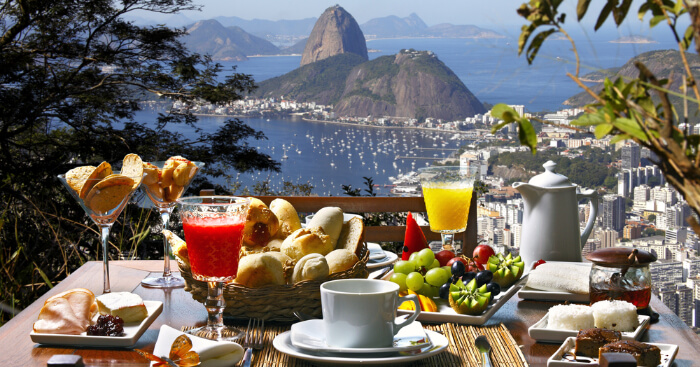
[651,260,683,291]
[601,194,626,231]
[599,228,619,248]
[621,142,641,170]
[623,224,642,239]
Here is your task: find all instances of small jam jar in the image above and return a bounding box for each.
[586,247,657,309]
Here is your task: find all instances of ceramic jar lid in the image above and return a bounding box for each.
[528,161,574,188]
[585,247,657,267]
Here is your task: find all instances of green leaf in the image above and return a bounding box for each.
[613,0,633,25]
[491,121,511,134]
[612,117,648,141]
[35,266,53,289]
[682,25,694,50]
[595,1,614,30]
[673,0,684,15]
[595,123,614,139]
[571,111,606,126]
[526,29,557,63]
[649,14,666,28]
[518,118,538,153]
[518,25,533,56]
[610,134,631,145]
[638,2,650,20]
[491,103,519,122]
[577,0,592,20]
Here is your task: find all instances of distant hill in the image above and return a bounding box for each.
[182,20,280,61]
[212,16,316,38]
[254,53,367,105]
[564,50,700,114]
[610,35,657,44]
[361,13,502,39]
[300,5,368,66]
[334,50,486,120]
[280,38,308,55]
[360,13,427,38]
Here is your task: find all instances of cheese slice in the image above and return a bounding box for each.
[96,292,148,323]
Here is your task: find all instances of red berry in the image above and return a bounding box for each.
[533,259,546,269]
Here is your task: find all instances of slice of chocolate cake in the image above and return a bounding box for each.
[599,340,662,367]
[575,328,622,357]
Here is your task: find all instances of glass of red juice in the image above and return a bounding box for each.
[177,195,250,341]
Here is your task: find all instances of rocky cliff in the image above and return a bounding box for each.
[300,5,368,66]
[564,49,700,108]
[333,50,486,120]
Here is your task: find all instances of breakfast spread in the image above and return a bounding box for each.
[64,154,143,213]
[33,289,149,336]
[95,292,148,323]
[546,301,639,332]
[575,328,622,357]
[142,156,199,203]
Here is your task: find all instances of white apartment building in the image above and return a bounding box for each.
[651,260,684,290]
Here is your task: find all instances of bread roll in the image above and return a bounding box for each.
[270,198,302,239]
[336,217,365,258]
[280,227,333,261]
[235,252,288,288]
[292,253,329,283]
[265,238,284,252]
[307,207,344,247]
[243,198,280,247]
[326,249,359,274]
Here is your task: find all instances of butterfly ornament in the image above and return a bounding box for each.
[136,334,200,367]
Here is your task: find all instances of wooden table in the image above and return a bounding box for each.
[3,260,700,366]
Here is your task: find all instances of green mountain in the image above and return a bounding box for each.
[565,50,700,115]
[255,50,485,120]
[254,53,367,105]
[182,19,280,61]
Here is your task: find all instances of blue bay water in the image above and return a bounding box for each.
[139,36,678,195]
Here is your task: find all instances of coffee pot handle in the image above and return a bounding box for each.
[577,188,598,249]
[394,293,421,334]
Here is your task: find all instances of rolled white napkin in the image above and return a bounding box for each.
[525,262,591,294]
[152,325,244,367]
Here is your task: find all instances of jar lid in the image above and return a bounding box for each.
[585,247,657,267]
[528,161,574,188]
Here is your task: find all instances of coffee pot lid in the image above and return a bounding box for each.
[586,247,657,267]
[528,161,574,188]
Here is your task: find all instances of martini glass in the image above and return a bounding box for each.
[418,166,479,252]
[140,161,204,288]
[58,172,143,294]
[177,196,250,341]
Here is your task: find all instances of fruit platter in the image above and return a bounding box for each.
[386,243,527,325]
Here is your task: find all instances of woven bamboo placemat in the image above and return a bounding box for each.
[183,323,528,366]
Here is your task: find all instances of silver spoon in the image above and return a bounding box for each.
[475,335,493,367]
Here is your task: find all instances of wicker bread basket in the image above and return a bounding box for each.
[179,243,369,322]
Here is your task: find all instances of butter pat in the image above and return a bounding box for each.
[96,292,147,323]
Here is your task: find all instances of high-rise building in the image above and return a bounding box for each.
[676,285,694,326]
[598,228,618,248]
[651,260,683,291]
[666,202,692,228]
[666,227,688,245]
[623,225,642,239]
[633,185,650,213]
[659,286,678,313]
[511,223,522,248]
[601,194,626,231]
[621,142,641,170]
[618,170,630,197]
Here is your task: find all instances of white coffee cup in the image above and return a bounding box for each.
[320,279,421,348]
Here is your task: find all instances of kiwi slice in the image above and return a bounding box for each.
[448,278,491,315]
[487,252,525,288]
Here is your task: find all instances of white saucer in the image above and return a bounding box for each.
[290,319,430,354]
[275,328,448,365]
[367,251,398,270]
[368,243,386,260]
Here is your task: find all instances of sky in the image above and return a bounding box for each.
[133,0,676,37]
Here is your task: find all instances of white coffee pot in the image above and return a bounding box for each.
[513,161,598,271]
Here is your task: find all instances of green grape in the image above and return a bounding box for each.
[393,260,414,275]
[406,272,424,292]
[427,284,440,298]
[425,267,450,287]
[418,282,432,296]
[389,273,408,292]
[416,248,435,268]
[407,259,420,271]
[427,259,440,270]
[408,252,420,263]
[441,265,452,275]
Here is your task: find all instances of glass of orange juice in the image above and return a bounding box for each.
[177,196,250,341]
[418,166,479,252]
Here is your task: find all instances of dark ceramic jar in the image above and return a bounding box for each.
[586,247,657,309]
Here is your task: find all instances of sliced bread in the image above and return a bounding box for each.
[336,217,365,258]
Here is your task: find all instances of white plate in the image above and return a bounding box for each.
[367,251,399,270]
[30,301,163,347]
[518,286,590,303]
[368,243,386,260]
[547,336,678,367]
[529,312,650,343]
[274,328,447,365]
[290,319,430,354]
[393,273,527,325]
